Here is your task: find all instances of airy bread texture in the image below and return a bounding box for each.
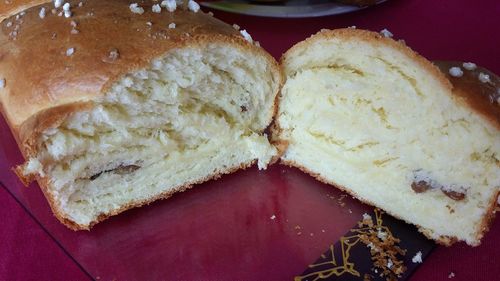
[0,1,282,229]
[276,29,500,246]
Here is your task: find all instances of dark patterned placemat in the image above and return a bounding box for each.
[295,209,435,281]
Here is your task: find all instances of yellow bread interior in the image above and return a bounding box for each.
[23,44,279,228]
[277,29,500,246]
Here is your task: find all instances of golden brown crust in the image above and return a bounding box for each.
[0,0,282,229]
[41,160,257,230]
[0,0,50,22]
[0,0,279,158]
[17,102,93,159]
[277,29,499,246]
[281,28,498,130]
[434,61,500,130]
[282,29,453,91]
[474,188,500,245]
[280,159,463,246]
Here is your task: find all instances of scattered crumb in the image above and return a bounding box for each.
[321,229,326,233]
[240,29,253,43]
[66,47,75,56]
[377,229,387,241]
[270,214,276,220]
[161,0,177,12]
[363,213,372,221]
[412,251,423,263]
[449,67,463,77]
[208,11,214,16]
[232,24,240,30]
[187,0,200,13]
[0,78,5,88]
[448,272,455,278]
[478,72,491,83]
[255,41,260,47]
[380,28,393,38]
[297,232,302,236]
[6,21,12,27]
[359,211,406,280]
[462,62,477,70]
[152,4,161,13]
[39,7,46,19]
[78,2,83,7]
[366,242,376,250]
[348,208,353,214]
[338,194,347,207]
[348,25,357,29]
[129,3,145,14]
[146,21,152,26]
[387,259,393,269]
[168,22,176,29]
[310,233,314,237]
[294,225,301,230]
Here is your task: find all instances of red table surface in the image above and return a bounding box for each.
[1,0,499,280]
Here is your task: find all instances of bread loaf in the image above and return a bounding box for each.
[0,0,282,230]
[275,28,499,246]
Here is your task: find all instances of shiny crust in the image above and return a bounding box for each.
[277,28,499,246]
[0,0,50,22]
[0,0,281,159]
[434,61,500,129]
[0,0,282,229]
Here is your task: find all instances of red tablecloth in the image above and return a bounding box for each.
[1,0,499,280]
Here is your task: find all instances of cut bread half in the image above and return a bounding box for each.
[1,1,282,230]
[275,28,500,246]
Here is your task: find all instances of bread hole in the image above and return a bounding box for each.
[113,164,141,175]
[372,157,398,167]
[442,190,466,201]
[89,164,141,181]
